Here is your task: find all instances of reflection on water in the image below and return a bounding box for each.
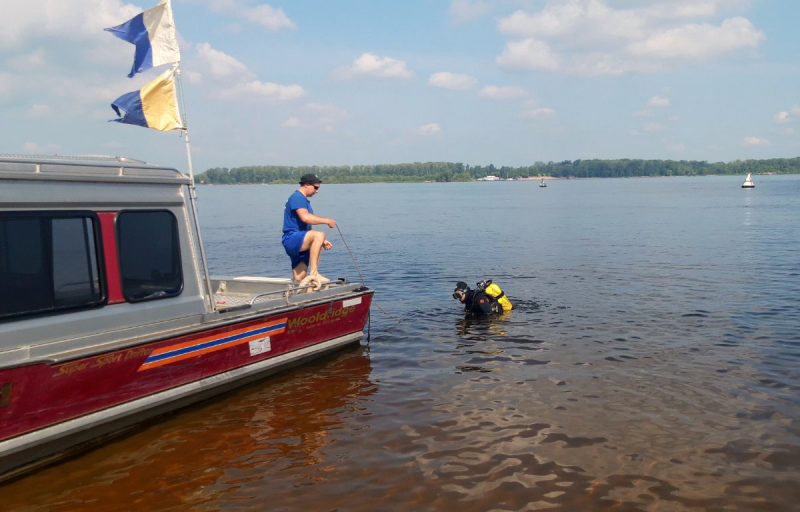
[4,176,800,511]
[3,348,376,511]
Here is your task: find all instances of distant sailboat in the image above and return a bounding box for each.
[742,173,755,188]
[539,179,547,188]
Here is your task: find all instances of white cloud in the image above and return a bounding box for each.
[192,42,305,103]
[774,111,791,124]
[334,53,413,80]
[776,105,800,124]
[182,69,204,85]
[282,103,350,131]
[569,52,645,76]
[666,142,686,152]
[497,39,560,72]
[28,104,53,118]
[206,0,296,31]
[633,109,652,117]
[305,103,349,130]
[640,0,741,21]
[214,81,306,102]
[195,43,254,81]
[498,2,644,44]
[428,72,478,90]
[521,107,556,121]
[628,18,764,60]
[22,141,60,153]
[0,0,139,48]
[478,85,528,100]
[494,1,765,76]
[8,50,48,69]
[742,136,770,146]
[418,123,442,136]
[648,96,671,107]
[50,76,124,104]
[643,122,664,133]
[244,4,296,31]
[306,103,348,117]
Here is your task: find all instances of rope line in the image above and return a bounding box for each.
[335,225,403,323]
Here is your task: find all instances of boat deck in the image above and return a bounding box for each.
[211,276,362,313]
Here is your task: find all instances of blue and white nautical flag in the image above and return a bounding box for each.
[105,0,181,78]
[110,68,184,131]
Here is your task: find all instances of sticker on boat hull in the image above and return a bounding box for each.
[343,297,362,308]
[248,337,271,356]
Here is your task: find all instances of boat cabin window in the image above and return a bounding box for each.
[0,212,104,320]
[117,210,183,302]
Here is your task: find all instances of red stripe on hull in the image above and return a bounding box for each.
[0,294,372,443]
[138,318,287,371]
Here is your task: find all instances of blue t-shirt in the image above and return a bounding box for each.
[282,190,313,235]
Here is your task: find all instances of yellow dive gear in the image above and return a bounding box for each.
[477,280,513,311]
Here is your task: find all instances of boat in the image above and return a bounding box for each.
[539,179,547,188]
[742,173,755,188]
[0,155,373,481]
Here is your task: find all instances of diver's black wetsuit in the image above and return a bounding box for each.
[463,289,504,317]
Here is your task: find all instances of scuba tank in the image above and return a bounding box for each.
[476,279,513,312]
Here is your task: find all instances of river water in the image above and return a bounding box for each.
[4,176,800,511]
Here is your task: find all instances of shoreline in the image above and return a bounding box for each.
[198,173,797,185]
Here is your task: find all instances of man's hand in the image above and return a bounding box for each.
[326,218,337,228]
[323,240,333,250]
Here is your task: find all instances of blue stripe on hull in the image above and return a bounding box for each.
[143,322,286,365]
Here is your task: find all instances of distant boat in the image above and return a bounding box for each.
[539,179,547,188]
[742,173,755,188]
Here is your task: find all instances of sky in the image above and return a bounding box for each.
[1,0,799,173]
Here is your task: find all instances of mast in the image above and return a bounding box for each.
[175,65,216,312]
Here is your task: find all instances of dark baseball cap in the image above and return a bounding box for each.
[299,173,322,185]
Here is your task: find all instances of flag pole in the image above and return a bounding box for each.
[105,0,216,311]
[175,64,216,312]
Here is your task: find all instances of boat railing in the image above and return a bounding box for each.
[212,278,357,313]
[250,279,351,304]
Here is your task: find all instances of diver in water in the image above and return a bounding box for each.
[452,280,513,317]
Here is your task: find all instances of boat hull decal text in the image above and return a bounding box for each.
[138,318,287,371]
[287,306,357,330]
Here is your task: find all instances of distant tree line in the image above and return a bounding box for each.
[196,157,800,184]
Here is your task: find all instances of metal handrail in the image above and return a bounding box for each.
[247,280,348,306]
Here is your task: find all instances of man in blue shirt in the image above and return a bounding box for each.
[282,173,336,286]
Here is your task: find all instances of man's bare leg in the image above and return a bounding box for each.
[299,231,330,283]
[292,262,308,282]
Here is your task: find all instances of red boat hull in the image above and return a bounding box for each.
[0,294,372,448]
